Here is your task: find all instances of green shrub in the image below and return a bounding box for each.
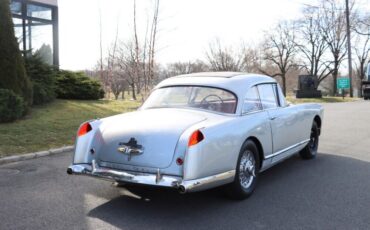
[56,70,105,100]
[0,0,33,108]
[25,54,56,105]
[0,89,24,123]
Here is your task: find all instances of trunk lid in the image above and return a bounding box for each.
[97,108,206,168]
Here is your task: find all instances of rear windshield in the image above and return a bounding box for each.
[141,86,237,114]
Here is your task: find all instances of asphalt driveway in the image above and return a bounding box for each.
[1,101,370,230]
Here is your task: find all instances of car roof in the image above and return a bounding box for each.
[173,72,245,78]
[155,72,277,98]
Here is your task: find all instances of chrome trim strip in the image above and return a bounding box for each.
[179,170,235,193]
[67,161,235,193]
[265,139,310,159]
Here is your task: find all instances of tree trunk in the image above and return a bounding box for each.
[131,83,137,100]
[332,62,338,96]
[282,74,287,96]
[121,89,125,99]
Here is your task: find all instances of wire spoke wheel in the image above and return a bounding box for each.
[238,150,256,189]
[299,121,319,160]
[309,126,318,152]
[227,140,260,200]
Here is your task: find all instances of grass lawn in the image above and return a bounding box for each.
[286,96,358,104]
[0,99,141,157]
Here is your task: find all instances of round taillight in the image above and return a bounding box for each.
[176,157,184,165]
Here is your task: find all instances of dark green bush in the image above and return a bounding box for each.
[0,89,24,123]
[56,70,105,100]
[0,0,33,108]
[25,54,56,105]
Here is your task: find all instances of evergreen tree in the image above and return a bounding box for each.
[0,0,33,109]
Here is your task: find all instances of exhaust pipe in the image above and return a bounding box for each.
[66,164,91,175]
[178,185,186,194]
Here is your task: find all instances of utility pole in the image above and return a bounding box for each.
[345,0,353,97]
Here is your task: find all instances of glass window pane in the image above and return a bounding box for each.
[26,20,53,64]
[12,18,24,50]
[243,86,261,113]
[142,86,237,114]
[276,84,286,107]
[10,1,22,15]
[257,84,278,109]
[27,4,52,20]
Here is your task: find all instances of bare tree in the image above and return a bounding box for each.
[109,70,127,99]
[133,0,141,94]
[98,1,105,95]
[148,0,160,83]
[164,60,209,77]
[242,46,263,73]
[260,21,297,96]
[127,0,161,99]
[353,16,370,96]
[295,5,332,87]
[117,40,139,100]
[206,39,245,71]
[353,12,370,36]
[138,0,161,98]
[319,0,351,95]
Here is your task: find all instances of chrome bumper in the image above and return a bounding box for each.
[67,160,235,193]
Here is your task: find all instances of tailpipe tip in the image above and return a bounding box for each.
[178,185,186,194]
[67,168,73,175]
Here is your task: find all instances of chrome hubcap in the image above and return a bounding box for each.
[309,129,317,151]
[239,150,256,189]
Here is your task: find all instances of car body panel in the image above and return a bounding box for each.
[68,72,324,193]
[97,109,206,169]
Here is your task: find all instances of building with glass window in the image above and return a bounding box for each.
[10,0,59,66]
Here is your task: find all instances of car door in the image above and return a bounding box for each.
[257,84,299,163]
[241,85,273,166]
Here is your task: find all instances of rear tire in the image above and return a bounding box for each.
[227,140,260,200]
[299,121,319,159]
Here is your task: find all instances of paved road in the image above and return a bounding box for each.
[1,101,370,230]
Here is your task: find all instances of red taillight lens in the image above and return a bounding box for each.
[188,130,204,147]
[78,122,92,137]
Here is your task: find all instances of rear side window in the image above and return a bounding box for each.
[276,84,286,107]
[242,86,262,114]
[257,84,278,109]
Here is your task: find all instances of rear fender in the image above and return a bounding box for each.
[73,120,102,164]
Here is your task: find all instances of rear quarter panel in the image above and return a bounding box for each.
[291,103,323,141]
[183,111,272,180]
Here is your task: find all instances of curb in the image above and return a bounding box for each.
[0,146,74,165]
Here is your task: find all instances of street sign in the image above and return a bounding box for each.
[337,78,350,89]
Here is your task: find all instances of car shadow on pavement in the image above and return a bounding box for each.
[87,153,370,230]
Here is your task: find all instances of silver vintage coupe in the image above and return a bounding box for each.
[67,72,323,199]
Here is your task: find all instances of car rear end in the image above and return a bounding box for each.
[67,109,234,193]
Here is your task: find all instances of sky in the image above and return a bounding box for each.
[58,0,319,70]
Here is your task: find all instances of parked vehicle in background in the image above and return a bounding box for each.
[67,72,324,200]
[363,63,370,100]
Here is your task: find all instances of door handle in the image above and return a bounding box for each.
[270,116,277,120]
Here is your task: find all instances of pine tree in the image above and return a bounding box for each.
[0,0,33,109]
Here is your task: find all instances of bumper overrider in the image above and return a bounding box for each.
[67,160,235,193]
